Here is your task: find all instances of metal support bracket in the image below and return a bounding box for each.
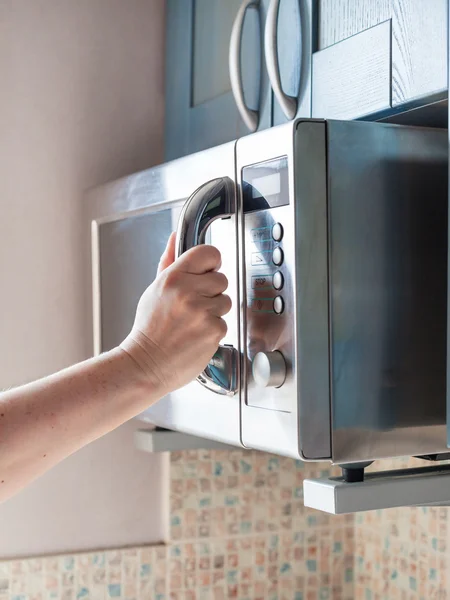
[304,464,450,514]
[134,428,238,453]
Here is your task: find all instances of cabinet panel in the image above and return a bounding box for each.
[312,21,391,119]
[165,0,271,161]
[392,0,447,105]
[192,0,243,107]
[318,0,392,49]
[318,0,448,116]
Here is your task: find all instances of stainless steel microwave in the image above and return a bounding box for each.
[87,119,448,472]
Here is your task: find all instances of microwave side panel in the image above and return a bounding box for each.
[294,120,332,461]
[326,120,448,464]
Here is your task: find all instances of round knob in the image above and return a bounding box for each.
[252,351,287,388]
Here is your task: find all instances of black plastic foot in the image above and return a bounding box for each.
[340,461,373,483]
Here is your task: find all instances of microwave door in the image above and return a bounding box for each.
[137,206,242,446]
[91,142,242,447]
[93,208,174,357]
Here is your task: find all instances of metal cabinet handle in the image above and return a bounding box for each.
[176,177,238,396]
[264,0,298,120]
[229,0,259,132]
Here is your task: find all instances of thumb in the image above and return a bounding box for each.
[157,232,177,274]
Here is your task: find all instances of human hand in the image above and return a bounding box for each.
[121,233,231,395]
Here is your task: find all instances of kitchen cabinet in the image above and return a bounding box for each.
[165,0,313,159]
[165,0,271,160]
[165,0,447,159]
[314,0,447,119]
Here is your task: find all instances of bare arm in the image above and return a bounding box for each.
[0,234,230,502]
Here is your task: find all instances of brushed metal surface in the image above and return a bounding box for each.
[237,122,305,457]
[88,142,243,447]
[252,350,287,388]
[294,120,331,460]
[304,464,450,514]
[327,120,448,463]
[236,120,332,460]
[134,429,237,453]
[312,20,391,120]
[87,118,449,467]
[242,202,295,412]
[447,0,450,451]
[176,176,238,395]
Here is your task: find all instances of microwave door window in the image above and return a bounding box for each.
[98,210,173,353]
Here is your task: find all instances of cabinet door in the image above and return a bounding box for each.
[391,0,447,107]
[316,0,448,119]
[269,0,315,126]
[165,0,271,160]
[312,20,391,120]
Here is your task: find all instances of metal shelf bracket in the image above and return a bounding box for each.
[134,428,238,454]
[304,464,450,514]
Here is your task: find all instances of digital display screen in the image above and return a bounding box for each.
[252,172,281,199]
[242,156,289,213]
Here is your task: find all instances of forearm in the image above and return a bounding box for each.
[0,347,162,502]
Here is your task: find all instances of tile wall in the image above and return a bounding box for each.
[0,449,354,600]
[354,458,450,600]
[6,451,450,599]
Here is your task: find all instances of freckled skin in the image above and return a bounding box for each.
[0,234,231,503]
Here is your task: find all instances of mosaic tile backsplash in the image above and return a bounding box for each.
[2,451,449,599]
[354,457,450,600]
[0,449,354,600]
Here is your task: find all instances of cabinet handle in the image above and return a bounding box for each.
[229,0,260,132]
[265,0,298,120]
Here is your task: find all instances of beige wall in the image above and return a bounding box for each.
[0,0,167,557]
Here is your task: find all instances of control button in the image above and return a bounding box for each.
[272,223,284,242]
[273,296,284,315]
[272,271,284,291]
[272,247,284,266]
[251,251,270,266]
[252,274,271,289]
[252,351,287,388]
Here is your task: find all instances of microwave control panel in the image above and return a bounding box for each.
[241,156,295,413]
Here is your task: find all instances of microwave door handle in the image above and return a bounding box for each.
[175,176,238,396]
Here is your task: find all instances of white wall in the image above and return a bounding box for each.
[0,0,168,557]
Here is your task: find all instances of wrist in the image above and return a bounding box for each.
[119,331,171,399]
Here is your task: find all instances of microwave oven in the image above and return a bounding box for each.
[87,119,448,474]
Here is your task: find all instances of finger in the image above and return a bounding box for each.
[177,244,221,274]
[206,294,232,317]
[191,272,228,297]
[157,232,177,274]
